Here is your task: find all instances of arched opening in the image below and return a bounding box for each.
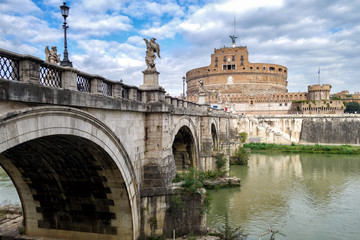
[172,126,196,171]
[211,123,218,150]
[0,135,132,239]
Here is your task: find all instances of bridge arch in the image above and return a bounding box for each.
[0,107,139,240]
[209,118,219,150]
[171,117,199,171]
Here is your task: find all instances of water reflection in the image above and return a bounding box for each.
[0,166,20,205]
[208,153,360,240]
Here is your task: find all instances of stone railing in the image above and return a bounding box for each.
[0,48,228,115]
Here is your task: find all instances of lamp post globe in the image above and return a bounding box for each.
[60,2,72,67]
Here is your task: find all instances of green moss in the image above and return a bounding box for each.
[215,153,226,169]
[239,132,248,143]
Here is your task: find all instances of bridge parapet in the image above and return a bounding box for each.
[0,48,227,116]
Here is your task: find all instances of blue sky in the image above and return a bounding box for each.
[1,0,360,96]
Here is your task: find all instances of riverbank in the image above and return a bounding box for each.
[244,142,360,154]
[0,204,23,237]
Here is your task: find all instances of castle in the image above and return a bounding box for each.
[185,40,345,115]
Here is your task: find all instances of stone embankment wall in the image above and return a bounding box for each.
[238,115,360,145]
[300,117,360,145]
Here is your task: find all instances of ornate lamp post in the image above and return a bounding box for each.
[182,76,186,100]
[60,2,72,67]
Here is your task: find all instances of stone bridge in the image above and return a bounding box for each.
[0,49,241,239]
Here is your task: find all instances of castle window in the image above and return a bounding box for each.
[284,70,287,73]
[232,56,235,61]
[269,67,275,71]
[241,55,244,61]
[257,67,259,70]
[215,57,218,62]
[241,61,244,66]
[279,103,282,106]
[250,67,253,70]
[215,63,218,67]
[285,103,288,106]
[279,68,283,72]
[223,56,226,62]
[243,67,245,70]
[223,64,236,70]
[263,66,266,70]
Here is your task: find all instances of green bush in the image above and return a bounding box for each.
[345,101,360,113]
[214,212,247,240]
[215,152,227,169]
[243,143,360,154]
[239,132,248,143]
[232,146,249,165]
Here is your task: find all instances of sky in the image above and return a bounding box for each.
[1,0,360,96]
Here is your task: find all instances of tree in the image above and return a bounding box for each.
[344,101,360,113]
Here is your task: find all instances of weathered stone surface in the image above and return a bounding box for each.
[203,177,241,188]
[238,115,360,145]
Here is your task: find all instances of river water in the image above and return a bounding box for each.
[0,167,20,205]
[207,153,360,240]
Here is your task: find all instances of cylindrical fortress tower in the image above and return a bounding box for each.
[186,46,288,103]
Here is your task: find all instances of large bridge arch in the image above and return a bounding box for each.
[171,117,200,171]
[0,106,139,240]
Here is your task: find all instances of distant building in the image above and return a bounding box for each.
[185,40,345,115]
[331,91,360,104]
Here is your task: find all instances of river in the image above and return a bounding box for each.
[207,153,360,240]
[0,167,20,205]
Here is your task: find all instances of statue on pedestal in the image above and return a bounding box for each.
[198,79,205,94]
[45,46,61,64]
[144,38,160,71]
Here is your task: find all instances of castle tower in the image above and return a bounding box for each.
[185,46,288,103]
[308,84,331,101]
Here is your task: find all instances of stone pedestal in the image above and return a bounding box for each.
[198,92,206,105]
[140,70,160,90]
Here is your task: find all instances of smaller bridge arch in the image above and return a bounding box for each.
[171,117,199,171]
[0,107,139,240]
[209,118,220,151]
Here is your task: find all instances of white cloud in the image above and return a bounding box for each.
[70,14,132,37]
[0,0,41,14]
[140,18,182,39]
[0,14,61,44]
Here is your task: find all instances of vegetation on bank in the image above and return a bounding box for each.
[231,147,250,165]
[209,212,247,240]
[171,168,226,214]
[244,142,360,154]
[345,101,360,113]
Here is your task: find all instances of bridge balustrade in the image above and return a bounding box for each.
[76,74,91,92]
[102,80,113,96]
[0,48,219,113]
[0,53,19,81]
[39,63,62,87]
